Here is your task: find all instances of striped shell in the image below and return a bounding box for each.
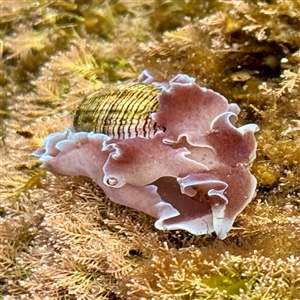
[73,83,162,139]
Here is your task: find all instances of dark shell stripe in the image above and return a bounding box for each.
[73,83,161,139]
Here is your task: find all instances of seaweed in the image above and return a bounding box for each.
[1,0,300,299]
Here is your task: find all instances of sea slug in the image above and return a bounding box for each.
[33,70,258,239]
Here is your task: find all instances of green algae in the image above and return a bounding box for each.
[202,274,247,297]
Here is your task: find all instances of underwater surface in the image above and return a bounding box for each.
[1,0,300,299]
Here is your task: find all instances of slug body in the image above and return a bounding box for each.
[34,70,258,239]
[73,83,161,139]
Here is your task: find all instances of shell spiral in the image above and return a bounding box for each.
[73,83,162,139]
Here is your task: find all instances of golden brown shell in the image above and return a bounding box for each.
[73,83,162,139]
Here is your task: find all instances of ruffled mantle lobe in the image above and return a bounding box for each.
[33,71,258,239]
